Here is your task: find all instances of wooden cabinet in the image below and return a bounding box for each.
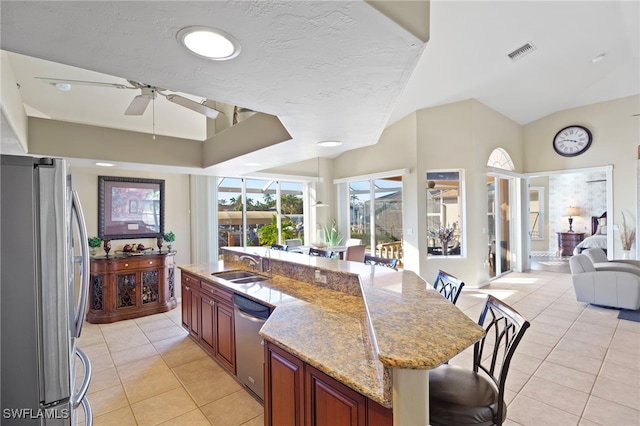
[88,253,177,323]
[265,342,392,426]
[266,342,305,426]
[306,364,366,426]
[557,232,585,256]
[214,300,236,372]
[181,273,200,338]
[181,273,236,374]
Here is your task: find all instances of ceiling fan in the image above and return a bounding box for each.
[35,77,222,119]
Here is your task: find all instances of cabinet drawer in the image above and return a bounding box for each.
[200,280,233,303]
[214,286,233,304]
[111,260,141,271]
[90,260,109,273]
[182,273,200,290]
[200,280,217,297]
[140,258,161,268]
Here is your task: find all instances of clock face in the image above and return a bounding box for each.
[553,125,592,157]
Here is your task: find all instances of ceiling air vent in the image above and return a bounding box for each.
[507,42,536,61]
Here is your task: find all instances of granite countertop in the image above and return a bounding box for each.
[179,248,484,408]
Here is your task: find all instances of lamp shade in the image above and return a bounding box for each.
[565,206,580,217]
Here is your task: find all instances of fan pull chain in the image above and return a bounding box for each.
[152,90,156,140]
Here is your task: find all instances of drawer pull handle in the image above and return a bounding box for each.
[185,286,190,291]
[124,263,129,267]
[149,261,153,264]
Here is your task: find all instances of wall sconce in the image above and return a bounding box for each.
[565,206,580,232]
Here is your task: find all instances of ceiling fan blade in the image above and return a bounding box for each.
[35,77,132,89]
[124,95,152,115]
[164,94,221,119]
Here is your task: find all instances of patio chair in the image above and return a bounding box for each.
[308,248,333,258]
[344,244,366,262]
[364,254,398,270]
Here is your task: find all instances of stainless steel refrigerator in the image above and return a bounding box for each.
[1,155,93,425]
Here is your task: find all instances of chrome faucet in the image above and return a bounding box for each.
[239,254,261,272]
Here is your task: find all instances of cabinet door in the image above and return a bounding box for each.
[116,272,138,309]
[141,269,160,306]
[305,365,366,426]
[265,343,304,426]
[200,293,216,353]
[90,274,105,313]
[181,284,200,338]
[190,290,200,338]
[181,284,191,330]
[214,300,236,373]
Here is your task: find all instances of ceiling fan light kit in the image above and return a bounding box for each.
[177,26,241,61]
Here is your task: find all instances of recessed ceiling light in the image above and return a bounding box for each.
[177,26,240,61]
[591,53,607,63]
[317,140,343,147]
[55,83,71,92]
[95,162,115,167]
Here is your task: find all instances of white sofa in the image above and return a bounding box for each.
[569,254,640,310]
[583,248,640,276]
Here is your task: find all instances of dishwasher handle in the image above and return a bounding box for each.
[233,293,270,320]
[235,307,268,324]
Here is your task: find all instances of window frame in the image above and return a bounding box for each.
[426,169,466,258]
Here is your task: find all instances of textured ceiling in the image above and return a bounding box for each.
[1,1,638,174]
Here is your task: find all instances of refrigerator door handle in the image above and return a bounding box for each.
[72,190,90,338]
[80,397,93,426]
[72,347,92,408]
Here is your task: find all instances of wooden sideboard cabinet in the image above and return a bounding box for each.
[557,232,585,257]
[87,252,177,323]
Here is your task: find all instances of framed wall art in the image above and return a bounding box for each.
[98,176,165,240]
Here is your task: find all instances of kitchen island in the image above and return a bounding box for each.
[179,247,484,425]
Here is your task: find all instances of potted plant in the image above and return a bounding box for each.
[88,237,102,256]
[619,212,636,258]
[163,231,176,251]
[322,222,343,248]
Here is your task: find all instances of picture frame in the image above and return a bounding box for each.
[98,176,165,240]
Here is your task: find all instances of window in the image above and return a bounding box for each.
[529,187,544,240]
[426,170,464,256]
[348,176,403,258]
[216,178,304,252]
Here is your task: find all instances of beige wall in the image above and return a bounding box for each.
[55,94,640,291]
[416,99,523,286]
[72,166,191,286]
[333,112,420,266]
[523,95,639,257]
[332,95,637,285]
[334,99,524,286]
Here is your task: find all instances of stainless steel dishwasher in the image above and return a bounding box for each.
[233,293,271,401]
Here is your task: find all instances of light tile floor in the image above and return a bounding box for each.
[77,269,640,426]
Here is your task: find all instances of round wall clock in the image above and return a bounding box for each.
[552,125,592,157]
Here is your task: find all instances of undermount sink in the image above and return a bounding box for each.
[226,276,270,284]
[212,270,269,284]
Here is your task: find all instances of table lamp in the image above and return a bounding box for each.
[565,206,580,232]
